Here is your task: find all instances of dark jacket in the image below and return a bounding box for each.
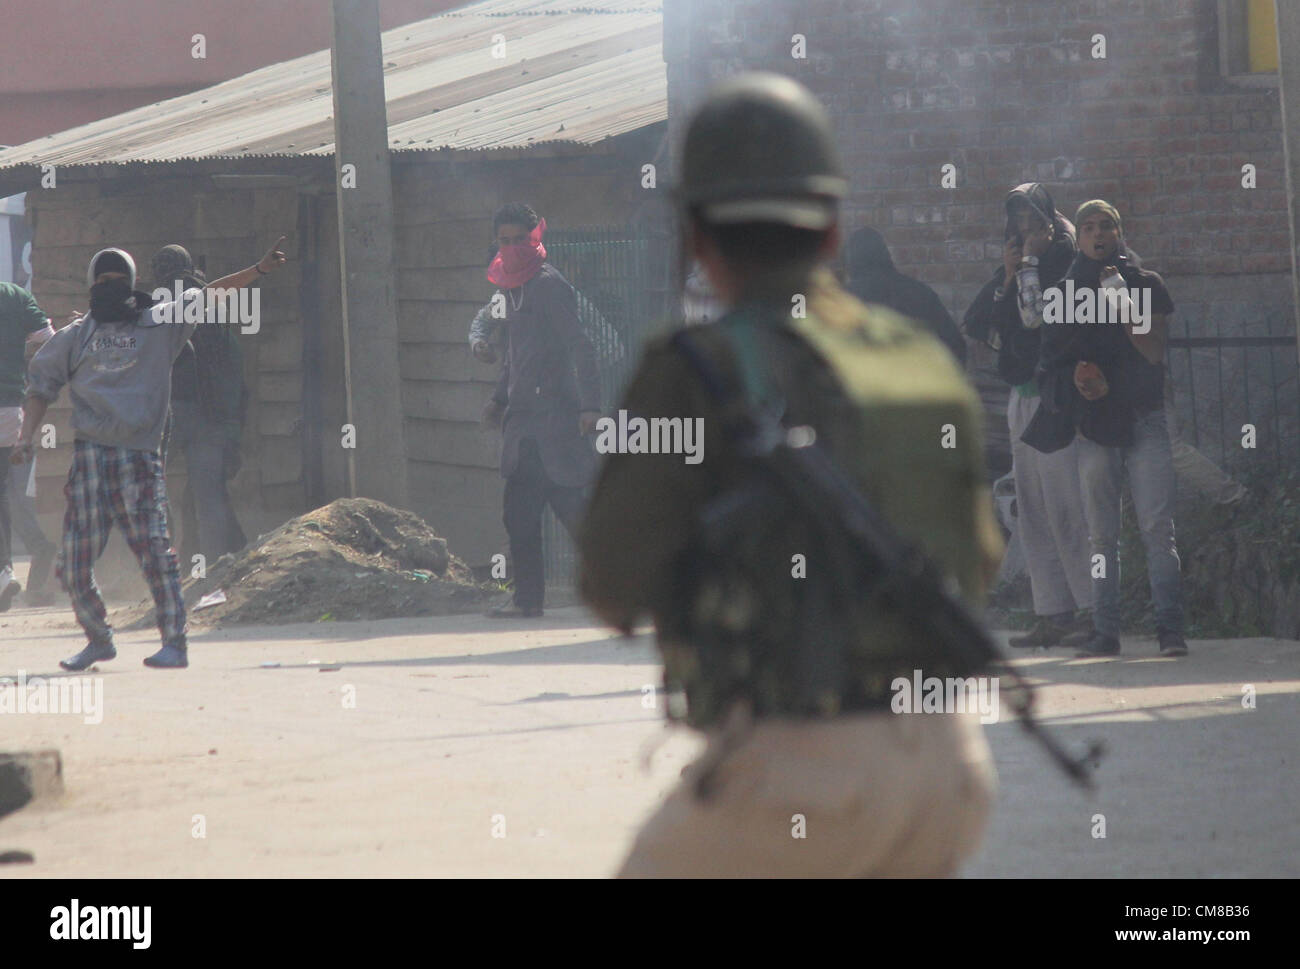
[491,263,601,487]
[962,183,1076,387]
[578,270,1003,724]
[168,272,247,433]
[1022,246,1172,453]
[845,228,967,365]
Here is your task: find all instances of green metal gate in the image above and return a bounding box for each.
[539,224,671,590]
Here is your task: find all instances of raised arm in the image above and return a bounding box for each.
[1011,224,1057,330]
[207,236,288,290]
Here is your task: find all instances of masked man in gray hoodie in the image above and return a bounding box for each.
[12,241,285,670]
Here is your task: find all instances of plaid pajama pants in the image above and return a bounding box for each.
[56,439,188,648]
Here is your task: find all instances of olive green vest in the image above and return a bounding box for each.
[659,272,994,723]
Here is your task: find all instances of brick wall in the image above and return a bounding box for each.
[664,0,1298,468]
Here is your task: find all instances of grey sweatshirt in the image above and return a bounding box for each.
[27,292,199,452]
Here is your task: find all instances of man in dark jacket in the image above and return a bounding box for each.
[844,226,965,364]
[963,184,1092,650]
[1025,200,1186,658]
[152,245,248,567]
[480,203,601,618]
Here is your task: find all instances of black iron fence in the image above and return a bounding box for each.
[1167,301,1299,475]
[539,225,672,589]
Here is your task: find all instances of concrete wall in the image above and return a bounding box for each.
[663,0,1299,468]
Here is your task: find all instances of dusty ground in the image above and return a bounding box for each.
[1,559,1297,877]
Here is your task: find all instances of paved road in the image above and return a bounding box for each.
[1,603,1297,876]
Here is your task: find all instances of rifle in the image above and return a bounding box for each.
[671,326,1104,790]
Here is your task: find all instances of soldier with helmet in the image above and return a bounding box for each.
[578,73,1005,876]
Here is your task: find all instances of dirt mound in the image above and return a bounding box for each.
[119,498,496,629]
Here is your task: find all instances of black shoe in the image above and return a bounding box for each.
[1058,613,1095,649]
[60,641,117,671]
[1008,615,1069,649]
[26,545,56,593]
[1074,632,1121,657]
[486,605,543,618]
[0,577,20,613]
[144,643,189,668]
[1157,631,1189,657]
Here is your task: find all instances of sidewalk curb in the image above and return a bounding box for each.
[0,750,64,819]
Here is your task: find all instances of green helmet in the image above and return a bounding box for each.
[679,72,848,230]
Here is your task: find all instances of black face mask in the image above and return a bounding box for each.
[89,278,137,322]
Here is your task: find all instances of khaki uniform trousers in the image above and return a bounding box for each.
[619,710,996,877]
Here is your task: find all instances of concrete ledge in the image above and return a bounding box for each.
[0,750,63,819]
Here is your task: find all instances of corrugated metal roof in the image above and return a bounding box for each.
[0,0,664,171]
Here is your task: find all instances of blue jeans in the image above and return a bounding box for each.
[1076,408,1184,637]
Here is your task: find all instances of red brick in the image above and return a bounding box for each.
[1241,252,1292,274]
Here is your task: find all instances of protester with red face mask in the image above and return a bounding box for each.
[479,203,601,618]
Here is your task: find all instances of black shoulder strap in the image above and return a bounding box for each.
[669,325,781,457]
[671,314,845,459]
[668,328,732,408]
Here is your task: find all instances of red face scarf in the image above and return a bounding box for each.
[487,218,547,289]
